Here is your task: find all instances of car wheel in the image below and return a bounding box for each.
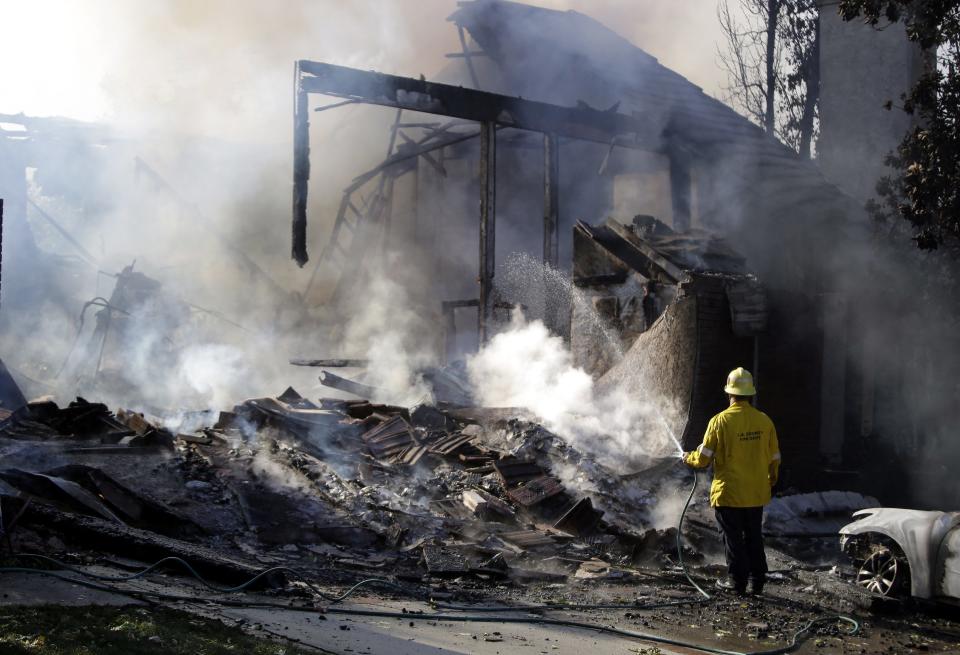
[856,544,909,597]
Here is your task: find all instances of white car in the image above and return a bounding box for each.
[839,508,960,602]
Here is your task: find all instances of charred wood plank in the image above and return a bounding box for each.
[318,371,379,399]
[606,221,686,283]
[543,133,559,269]
[363,416,416,460]
[290,358,368,368]
[429,433,475,456]
[478,121,496,344]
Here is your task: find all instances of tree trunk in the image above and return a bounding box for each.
[765,0,781,133]
[798,16,821,158]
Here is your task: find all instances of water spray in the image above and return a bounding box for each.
[668,432,685,458]
[650,407,685,458]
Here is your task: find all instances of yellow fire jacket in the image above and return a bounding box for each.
[684,400,781,507]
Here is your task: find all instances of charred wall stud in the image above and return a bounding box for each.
[543,132,560,332]
[478,121,497,344]
[292,61,311,267]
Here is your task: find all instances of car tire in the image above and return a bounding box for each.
[856,541,910,598]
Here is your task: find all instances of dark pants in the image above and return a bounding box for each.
[714,506,767,590]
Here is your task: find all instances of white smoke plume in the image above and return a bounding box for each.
[340,256,439,405]
[467,312,682,471]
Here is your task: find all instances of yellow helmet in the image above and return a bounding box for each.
[724,367,756,396]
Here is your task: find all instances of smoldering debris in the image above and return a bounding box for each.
[0,369,881,612]
[0,374,716,593]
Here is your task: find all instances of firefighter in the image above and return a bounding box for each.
[683,367,780,596]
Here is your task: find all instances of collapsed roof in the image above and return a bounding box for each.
[449,0,868,286]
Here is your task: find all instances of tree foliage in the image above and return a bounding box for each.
[839,0,960,249]
[717,0,820,156]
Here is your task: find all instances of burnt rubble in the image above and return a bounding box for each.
[0,382,706,591]
[0,372,899,643]
[2,376,956,654]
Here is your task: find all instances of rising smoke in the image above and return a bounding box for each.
[467,310,682,470]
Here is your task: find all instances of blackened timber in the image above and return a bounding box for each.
[296,61,657,147]
[605,221,687,283]
[543,133,560,332]
[293,61,311,266]
[542,133,559,268]
[574,221,660,281]
[478,121,496,344]
[290,358,368,368]
[318,371,379,399]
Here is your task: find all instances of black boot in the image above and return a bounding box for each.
[716,577,747,596]
[750,577,765,596]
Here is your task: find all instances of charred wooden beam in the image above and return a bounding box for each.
[293,63,311,266]
[478,121,496,345]
[290,358,368,368]
[543,133,561,334]
[542,133,560,269]
[319,371,380,399]
[296,61,655,147]
[606,221,686,283]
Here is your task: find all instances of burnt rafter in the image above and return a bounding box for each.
[291,60,662,266]
[296,61,657,147]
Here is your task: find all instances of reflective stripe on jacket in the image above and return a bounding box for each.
[684,400,780,507]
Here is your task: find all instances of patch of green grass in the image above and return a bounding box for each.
[0,605,320,655]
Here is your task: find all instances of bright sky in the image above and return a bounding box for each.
[0,1,728,137]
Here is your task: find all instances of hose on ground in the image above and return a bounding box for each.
[0,554,404,603]
[677,465,713,598]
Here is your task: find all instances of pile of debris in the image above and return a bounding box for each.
[0,381,703,591]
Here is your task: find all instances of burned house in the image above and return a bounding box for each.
[290,0,943,500]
